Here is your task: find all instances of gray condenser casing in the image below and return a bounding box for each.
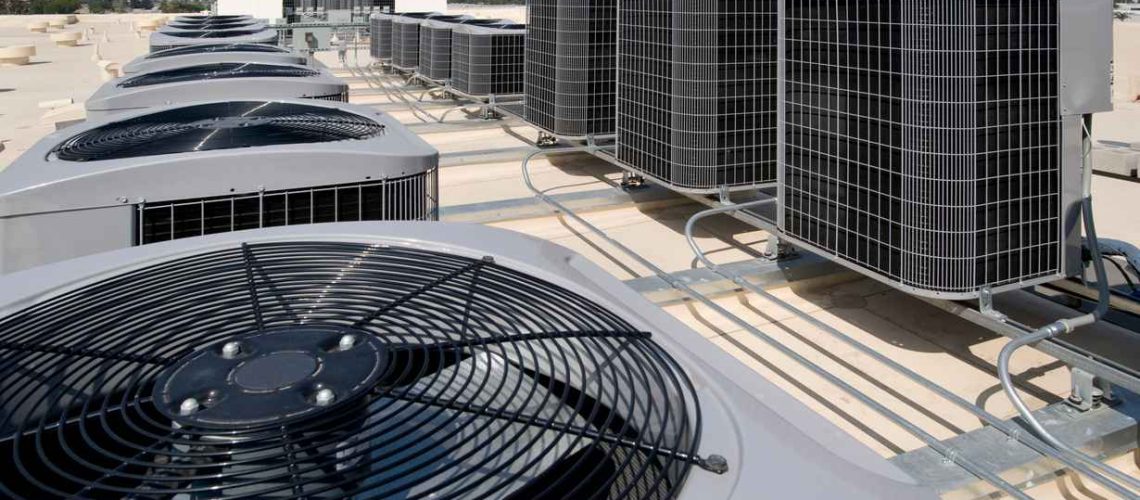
[85,62,349,118]
[451,22,527,98]
[524,0,617,139]
[122,44,307,75]
[778,0,1114,299]
[391,13,467,71]
[0,99,439,274]
[616,0,778,193]
[0,221,936,499]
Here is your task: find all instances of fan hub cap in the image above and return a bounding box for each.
[154,327,387,429]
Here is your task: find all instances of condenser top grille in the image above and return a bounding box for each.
[52,101,385,161]
[117,63,320,88]
[163,29,267,39]
[145,43,289,59]
[0,241,698,498]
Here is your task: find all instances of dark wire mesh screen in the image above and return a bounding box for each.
[146,43,289,59]
[0,242,698,499]
[451,27,526,98]
[525,0,617,137]
[616,0,778,192]
[137,171,439,245]
[369,14,395,59]
[782,0,1064,295]
[419,23,456,81]
[391,18,423,70]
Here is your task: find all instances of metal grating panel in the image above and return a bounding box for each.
[781,0,1069,297]
[137,170,438,245]
[419,23,457,81]
[370,14,396,60]
[616,0,778,193]
[524,0,617,138]
[391,17,423,70]
[452,25,526,98]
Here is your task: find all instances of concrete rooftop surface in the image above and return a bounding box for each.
[0,11,1138,500]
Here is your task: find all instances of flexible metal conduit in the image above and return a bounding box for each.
[521,145,1031,499]
[683,201,1139,498]
[994,117,1140,494]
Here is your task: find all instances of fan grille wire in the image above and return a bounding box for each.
[0,242,700,499]
[146,44,288,59]
[51,101,383,162]
[117,63,319,89]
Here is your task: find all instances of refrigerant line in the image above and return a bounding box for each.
[683,200,1139,498]
[521,145,1030,499]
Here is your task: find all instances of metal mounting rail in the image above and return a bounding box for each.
[520,145,1031,499]
[683,202,1139,498]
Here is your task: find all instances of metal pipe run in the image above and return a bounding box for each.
[521,146,1031,499]
[682,201,1139,498]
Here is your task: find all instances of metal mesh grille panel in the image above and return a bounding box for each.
[419,24,455,81]
[782,0,1064,295]
[138,170,438,245]
[452,28,526,97]
[370,14,395,59]
[391,19,422,70]
[525,0,617,137]
[616,0,778,192]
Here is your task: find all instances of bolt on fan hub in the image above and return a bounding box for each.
[153,328,387,429]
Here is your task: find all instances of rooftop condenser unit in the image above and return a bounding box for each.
[0,221,934,499]
[524,0,617,139]
[615,1,778,193]
[391,14,470,72]
[779,0,1113,298]
[418,18,505,83]
[123,44,307,75]
[369,12,436,62]
[451,22,527,98]
[149,28,279,53]
[173,14,251,22]
[0,100,439,274]
[85,62,348,118]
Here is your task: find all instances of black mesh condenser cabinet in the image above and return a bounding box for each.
[778,0,1113,299]
[616,0,779,193]
[452,22,527,98]
[524,0,617,139]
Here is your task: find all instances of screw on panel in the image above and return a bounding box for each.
[698,454,729,474]
[314,388,336,407]
[221,341,242,359]
[338,334,357,351]
[179,398,200,416]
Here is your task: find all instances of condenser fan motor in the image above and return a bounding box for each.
[0,242,700,498]
[52,101,386,161]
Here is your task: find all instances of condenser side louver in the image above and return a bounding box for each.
[615,1,778,193]
[418,18,502,83]
[391,14,468,72]
[524,0,617,138]
[779,0,1111,298]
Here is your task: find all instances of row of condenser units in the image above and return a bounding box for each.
[373,2,1114,301]
[0,14,440,275]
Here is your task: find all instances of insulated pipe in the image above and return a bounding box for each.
[682,201,1139,498]
[522,146,1031,499]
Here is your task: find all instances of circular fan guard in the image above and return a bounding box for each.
[0,243,702,499]
[51,101,383,162]
[117,62,318,89]
[164,29,267,39]
[147,43,289,59]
